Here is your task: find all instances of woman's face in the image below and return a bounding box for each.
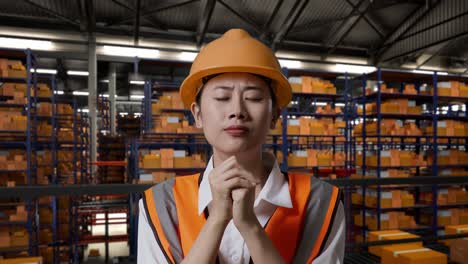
[191,72,277,155]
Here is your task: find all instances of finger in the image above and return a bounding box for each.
[228,166,261,184]
[209,157,237,178]
[222,177,255,191]
[219,167,258,184]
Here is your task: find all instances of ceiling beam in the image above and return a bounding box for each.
[84,0,95,33]
[76,0,87,32]
[134,0,141,45]
[111,0,167,31]
[260,0,283,43]
[23,0,80,28]
[415,37,463,69]
[217,0,262,34]
[106,0,199,28]
[374,0,441,64]
[326,0,373,57]
[383,30,468,63]
[344,0,386,38]
[196,0,216,47]
[271,0,309,51]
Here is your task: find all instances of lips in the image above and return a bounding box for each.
[224,125,249,136]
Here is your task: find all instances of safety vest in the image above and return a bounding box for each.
[142,172,340,264]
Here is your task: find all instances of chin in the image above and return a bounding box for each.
[214,137,263,154]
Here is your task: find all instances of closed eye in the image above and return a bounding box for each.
[246,97,263,101]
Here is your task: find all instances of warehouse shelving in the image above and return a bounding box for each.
[350,68,468,248]
[0,48,39,259]
[281,68,352,177]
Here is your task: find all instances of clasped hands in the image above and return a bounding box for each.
[208,156,261,232]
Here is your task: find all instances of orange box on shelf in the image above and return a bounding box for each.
[0,257,43,264]
[287,125,300,135]
[382,246,446,264]
[0,232,11,248]
[174,157,193,168]
[444,225,468,246]
[306,149,317,167]
[368,230,422,257]
[142,154,161,169]
[381,244,426,264]
[288,155,307,167]
[290,83,302,93]
[460,85,468,97]
[317,151,332,166]
[450,238,468,264]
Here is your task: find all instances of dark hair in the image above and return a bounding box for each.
[195,74,277,110]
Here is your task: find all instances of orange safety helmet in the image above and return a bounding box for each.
[180,28,292,109]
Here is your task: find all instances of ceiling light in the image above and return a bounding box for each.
[73,91,89,96]
[278,59,303,69]
[78,109,89,113]
[335,64,376,74]
[178,52,198,61]
[0,37,54,51]
[130,95,144,100]
[101,45,160,59]
[54,90,64,95]
[438,72,448,76]
[100,79,110,83]
[129,80,145,85]
[312,102,327,106]
[68,70,89,76]
[30,68,57,74]
[412,70,434,75]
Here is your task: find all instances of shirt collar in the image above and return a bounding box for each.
[198,155,293,216]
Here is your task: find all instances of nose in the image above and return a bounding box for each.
[228,95,247,120]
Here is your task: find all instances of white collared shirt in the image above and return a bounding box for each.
[138,156,345,263]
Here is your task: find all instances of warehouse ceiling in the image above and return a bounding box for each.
[0,0,467,110]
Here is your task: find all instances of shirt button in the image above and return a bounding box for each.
[232,255,240,262]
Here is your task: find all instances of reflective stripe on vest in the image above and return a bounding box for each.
[142,173,340,264]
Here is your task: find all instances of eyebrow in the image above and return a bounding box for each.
[213,86,264,92]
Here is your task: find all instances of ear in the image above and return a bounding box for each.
[270,108,281,129]
[191,102,202,128]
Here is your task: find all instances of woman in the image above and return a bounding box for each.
[138,28,345,264]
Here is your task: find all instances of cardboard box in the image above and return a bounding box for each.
[450,238,468,264]
[381,246,446,264]
[444,225,468,246]
[368,230,422,256]
[288,155,307,167]
[174,157,193,168]
[381,244,425,264]
[0,257,43,264]
[142,154,161,168]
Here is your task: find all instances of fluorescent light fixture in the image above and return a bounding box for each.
[119,112,128,116]
[438,72,448,75]
[101,45,160,59]
[99,94,109,98]
[312,102,327,106]
[278,59,303,69]
[67,70,89,76]
[100,79,110,83]
[130,95,145,100]
[0,37,54,50]
[335,103,345,107]
[178,52,198,61]
[54,90,64,95]
[109,213,127,219]
[129,80,145,85]
[73,91,89,96]
[30,68,57,74]
[335,64,376,74]
[96,219,125,224]
[412,70,433,75]
[134,112,142,117]
[78,109,89,113]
